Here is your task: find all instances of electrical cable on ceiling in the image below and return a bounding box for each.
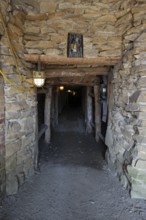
[0,70,31,91]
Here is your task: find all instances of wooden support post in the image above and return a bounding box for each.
[51,88,58,128]
[86,86,93,134]
[54,89,59,126]
[94,85,101,142]
[51,90,55,128]
[45,88,52,144]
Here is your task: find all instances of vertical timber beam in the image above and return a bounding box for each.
[86,86,93,134]
[45,88,52,144]
[94,85,101,142]
[54,89,59,126]
[51,90,55,128]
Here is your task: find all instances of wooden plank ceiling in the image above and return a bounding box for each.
[25,54,120,86]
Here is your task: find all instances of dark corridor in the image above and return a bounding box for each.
[56,86,85,133]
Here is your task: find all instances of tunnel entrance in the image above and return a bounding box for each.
[37,83,108,163]
[37,84,109,141]
[54,86,86,133]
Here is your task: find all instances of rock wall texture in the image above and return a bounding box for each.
[0,75,5,199]
[0,0,38,196]
[106,0,146,199]
[0,0,9,200]
[23,0,122,57]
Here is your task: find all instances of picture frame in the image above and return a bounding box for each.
[67,33,83,58]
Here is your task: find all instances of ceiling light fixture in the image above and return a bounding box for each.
[59,86,64,91]
[33,58,45,87]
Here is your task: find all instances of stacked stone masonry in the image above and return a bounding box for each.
[23,0,122,58]
[0,0,38,196]
[0,0,146,199]
[106,0,146,199]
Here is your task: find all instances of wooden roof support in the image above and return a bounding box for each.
[45,76,99,86]
[45,67,109,78]
[45,81,97,86]
[24,54,120,66]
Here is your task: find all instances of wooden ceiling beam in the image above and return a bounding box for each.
[45,76,99,86]
[44,67,109,78]
[45,81,97,86]
[24,54,120,66]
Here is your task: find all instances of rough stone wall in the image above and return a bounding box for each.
[0,75,6,198]
[106,0,146,199]
[0,0,10,199]
[0,1,38,195]
[24,0,122,57]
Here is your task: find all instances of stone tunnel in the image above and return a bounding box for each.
[1,0,146,219]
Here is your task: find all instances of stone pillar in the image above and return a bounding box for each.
[105,23,146,199]
[45,88,52,144]
[0,1,39,196]
[86,86,93,134]
[94,85,101,142]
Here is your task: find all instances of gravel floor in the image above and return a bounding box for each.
[0,131,146,220]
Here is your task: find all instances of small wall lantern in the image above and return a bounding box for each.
[33,71,45,87]
[33,58,45,87]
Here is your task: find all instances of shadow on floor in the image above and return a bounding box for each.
[39,131,107,170]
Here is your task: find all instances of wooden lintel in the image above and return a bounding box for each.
[45,81,97,86]
[45,76,99,86]
[24,54,120,66]
[45,67,108,78]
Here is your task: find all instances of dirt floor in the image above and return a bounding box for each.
[1,131,146,220]
[1,108,146,220]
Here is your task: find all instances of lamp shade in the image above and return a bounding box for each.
[33,71,45,87]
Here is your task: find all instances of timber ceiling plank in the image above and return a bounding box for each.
[25,54,120,66]
[45,76,99,86]
[45,67,109,78]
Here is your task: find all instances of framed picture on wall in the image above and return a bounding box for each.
[67,33,83,58]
